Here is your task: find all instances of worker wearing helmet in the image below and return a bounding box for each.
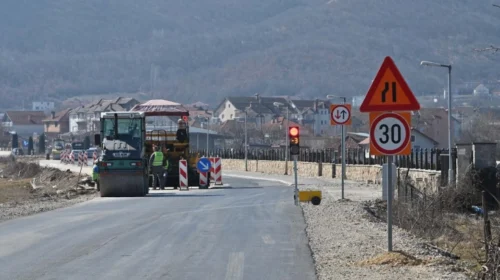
[149,145,165,189]
[176,118,188,142]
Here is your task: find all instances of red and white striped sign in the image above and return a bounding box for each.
[60,151,66,163]
[199,171,208,187]
[83,152,88,165]
[210,157,223,185]
[70,152,75,165]
[78,152,84,166]
[179,160,189,190]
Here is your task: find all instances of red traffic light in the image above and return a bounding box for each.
[289,126,299,137]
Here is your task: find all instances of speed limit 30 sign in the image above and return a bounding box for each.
[369,112,411,156]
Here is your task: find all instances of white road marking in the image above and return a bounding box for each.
[224,174,291,185]
[225,252,245,280]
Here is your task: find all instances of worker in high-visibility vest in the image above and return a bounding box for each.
[148,145,164,189]
[92,160,100,191]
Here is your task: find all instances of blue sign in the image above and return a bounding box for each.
[197,157,212,172]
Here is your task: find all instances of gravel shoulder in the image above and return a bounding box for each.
[226,171,471,280]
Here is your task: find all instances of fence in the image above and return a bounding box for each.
[192,148,457,171]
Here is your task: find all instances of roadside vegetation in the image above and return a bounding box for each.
[363,167,500,279]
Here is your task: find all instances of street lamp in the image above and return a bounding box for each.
[326,94,347,200]
[274,101,289,175]
[420,60,454,186]
[244,104,252,171]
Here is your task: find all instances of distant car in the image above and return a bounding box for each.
[86,148,101,162]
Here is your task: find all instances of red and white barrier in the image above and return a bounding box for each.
[179,160,189,190]
[78,152,84,166]
[70,152,75,165]
[210,157,223,185]
[60,151,66,163]
[199,171,208,187]
[83,152,88,165]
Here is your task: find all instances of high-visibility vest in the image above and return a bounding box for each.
[152,151,164,166]
[92,164,99,181]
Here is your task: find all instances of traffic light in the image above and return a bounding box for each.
[289,126,300,156]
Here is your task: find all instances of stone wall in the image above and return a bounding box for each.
[221,159,441,193]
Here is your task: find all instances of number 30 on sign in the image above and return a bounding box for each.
[369,112,412,156]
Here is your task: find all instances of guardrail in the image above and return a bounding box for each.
[192,148,457,171]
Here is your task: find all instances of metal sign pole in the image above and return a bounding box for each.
[341,123,345,200]
[293,155,298,206]
[387,155,393,251]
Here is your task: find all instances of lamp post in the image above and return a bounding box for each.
[420,60,453,186]
[326,95,347,200]
[205,116,210,156]
[274,102,289,175]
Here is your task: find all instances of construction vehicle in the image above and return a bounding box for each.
[130,99,208,189]
[50,138,65,160]
[93,111,148,197]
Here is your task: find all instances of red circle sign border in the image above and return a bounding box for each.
[330,105,350,125]
[370,112,410,155]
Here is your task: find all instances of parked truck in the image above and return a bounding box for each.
[94,111,148,197]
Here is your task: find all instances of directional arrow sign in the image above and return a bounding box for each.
[330,104,352,125]
[369,111,412,156]
[360,56,420,112]
[197,157,212,172]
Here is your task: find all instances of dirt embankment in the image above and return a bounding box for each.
[0,157,97,222]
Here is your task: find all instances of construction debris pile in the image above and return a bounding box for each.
[0,159,97,222]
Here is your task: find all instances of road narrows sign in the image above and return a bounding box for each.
[360,56,420,112]
[369,112,411,156]
[330,104,352,125]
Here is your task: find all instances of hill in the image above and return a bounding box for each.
[1,0,500,108]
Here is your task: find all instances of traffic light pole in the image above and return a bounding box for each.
[293,155,298,206]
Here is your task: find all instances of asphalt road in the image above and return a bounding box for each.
[0,176,316,280]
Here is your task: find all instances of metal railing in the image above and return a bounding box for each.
[192,148,457,171]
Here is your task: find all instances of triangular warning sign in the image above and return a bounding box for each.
[360,56,420,112]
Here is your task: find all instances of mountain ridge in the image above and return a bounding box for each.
[1,0,499,107]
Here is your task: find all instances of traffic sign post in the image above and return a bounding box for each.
[360,56,420,252]
[330,103,352,200]
[197,157,212,173]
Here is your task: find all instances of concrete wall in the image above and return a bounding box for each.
[221,159,441,193]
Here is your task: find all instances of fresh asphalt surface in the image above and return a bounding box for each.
[0,176,316,280]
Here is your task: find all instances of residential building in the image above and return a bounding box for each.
[214,95,289,125]
[410,129,439,150]
[1,111,46,137]
[412,108,461,148]
[42,109,71,138]
[32,101,55,112]
[69,97,140,133]
[214,95,337,136]
[473,84,490,96]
